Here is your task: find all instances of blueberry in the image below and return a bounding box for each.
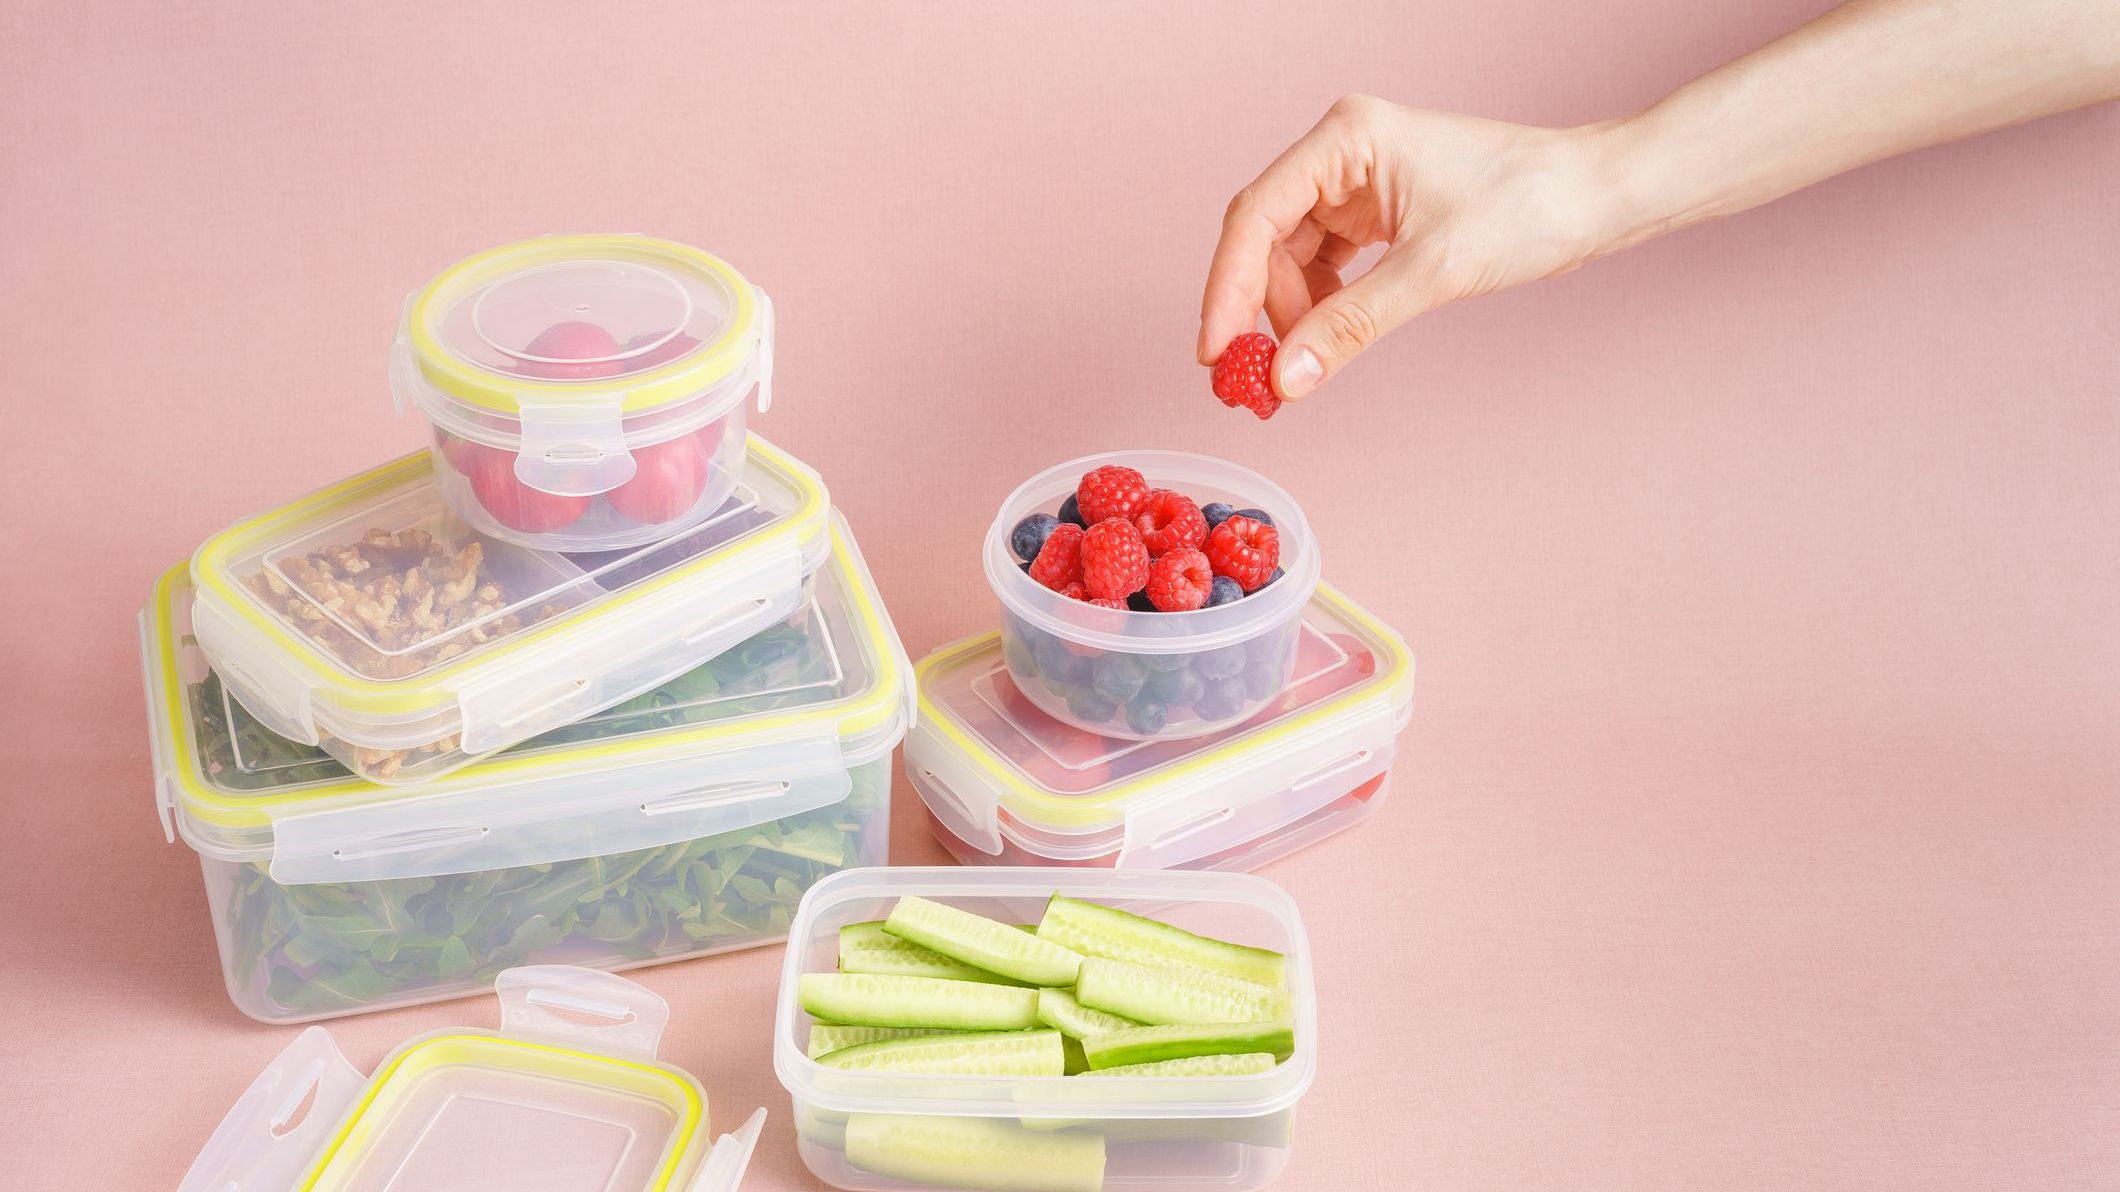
[1057,494,1085,528]
[1125,696,1169,735]
[1206,576,1244,607]
[1234,507,1274,527]
[1242,658,1283,699]
[1245,628,1288,662]
[1192,643,1247,680]
[1034,637,1088,683]
[1002,634,1038,678]
[1143,651,1189,672]
[1066,686,1117,723]
[1261,566,1284,587]
[1011,513,1062,562]
[1091,653,1148,703]
[1194,676,1248,719]
[1144,666,1204,705]
[1201,502,1237,530]
[1126,589,1157,612]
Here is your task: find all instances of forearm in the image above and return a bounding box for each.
[1590,0,2120,252]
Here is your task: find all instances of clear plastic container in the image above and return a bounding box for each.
[186,434,829,785]
[773,867,1318,1192]
[391,234,774,551]
[911,581,1412,871]
[179,966,766,1192]
[144,513,911,1022]
[986,452,1321,741]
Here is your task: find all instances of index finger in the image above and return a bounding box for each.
[1197,131,1331,365]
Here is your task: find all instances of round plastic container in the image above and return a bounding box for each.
[985,452,1320,741]
[392,234,774,551]
[773,867,1318,1192]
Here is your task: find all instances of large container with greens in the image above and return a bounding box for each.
[143,513,911,1023]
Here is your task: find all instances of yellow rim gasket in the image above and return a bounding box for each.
[158,518,906,831]
[406,234,759,415]
[186,434,827,721]
[296,1032,703,1192]
[913,581,1414,830]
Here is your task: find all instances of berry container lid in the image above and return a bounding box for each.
[907,580,1413,868]
[178,966,765,1192]
[183,434,831,786]
[391,234,772,498]
[145,512,912,881]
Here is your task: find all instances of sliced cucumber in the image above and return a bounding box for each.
[1082,1052,1278,1078]
[807,1024,967,1059]
[885,895,1084,986]
[1074,957,1291,1025]
[1083,1020,1293,1069]
[840,921,1029,985]
[1036,988,1141,1040]
[799,972,1039,1030]
[1039,895,1286,988]
[1061,1034,1089,1075]
[818,1030,1065,1075]
[845,1113,1106,1192]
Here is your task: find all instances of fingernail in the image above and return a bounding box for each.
[1277,346,1322,399]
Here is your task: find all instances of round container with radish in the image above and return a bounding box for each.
[392,234,773,551]
[985,452,1320,741]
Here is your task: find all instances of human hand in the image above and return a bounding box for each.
[1199,95,1622,402]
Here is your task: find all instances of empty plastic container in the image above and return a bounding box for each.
[144,513,909,1022]
[910,581,1412,870]
[186,434,829,785]
[392,234,773,551]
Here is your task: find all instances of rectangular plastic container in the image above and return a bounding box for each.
[143,512,911,1023]
[773,867,1318,1192]
[180,966,765,1192]
[186,433,830,785]
[908,582,1412,871]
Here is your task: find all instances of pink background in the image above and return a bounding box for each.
[5,2,2118,1188]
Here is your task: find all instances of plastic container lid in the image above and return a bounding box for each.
[907,581,1413,868]
[185,434,830,785]
[392,234,772,497]
[146,512,912,883]
[179,966,764,1192]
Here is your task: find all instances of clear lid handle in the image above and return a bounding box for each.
[685,1107,767,1192]
[511,396,638,496]
[495,966,669,1060]
[750,287,774,413]
[178,1027,364,1192]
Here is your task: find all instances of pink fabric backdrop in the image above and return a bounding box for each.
[4,2,2117,1187]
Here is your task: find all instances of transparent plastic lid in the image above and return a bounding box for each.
[179,966,763,1192]
[908,582,1412,862]
[148,513,912,869]
[183,435,829,777]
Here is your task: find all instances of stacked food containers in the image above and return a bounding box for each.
[144,236,913,1022]
[906,452,1415,873]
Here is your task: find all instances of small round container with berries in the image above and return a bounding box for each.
[391,233,773,552]
[986,451,1320,740]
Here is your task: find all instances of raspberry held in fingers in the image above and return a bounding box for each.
[1211,332,1282,419]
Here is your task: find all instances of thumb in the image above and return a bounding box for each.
[1275,249,1435,400]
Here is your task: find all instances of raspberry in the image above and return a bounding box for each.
[1079,517,1151,600]
[1211,332,1282,420]
[1145,547,1213,611]
[1205,515,1280,591]
[1130,490,1208,557]
[1028,522,1085,591]
[1077,592,1129,610]
[1076,465,1151,525]
[1057,580,1087,600]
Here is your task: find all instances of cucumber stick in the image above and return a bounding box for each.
[885,896,1084,986]
[1036,988,1141,1039]
[807,1024,966,1059]
[839,921,1029,985]
[799,972,1039,1030]
[1084,1052,1278,1078]
[1074,957,1291,1025]
[1038,895,1287,988]
[845,1114,1105,1192]
[1082,1020,1294,1069]
[818,1030,1065,1075]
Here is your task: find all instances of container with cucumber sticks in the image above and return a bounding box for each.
[141,513,911,1023]
[772,867,1318,1192]
[908,580,1413,871]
